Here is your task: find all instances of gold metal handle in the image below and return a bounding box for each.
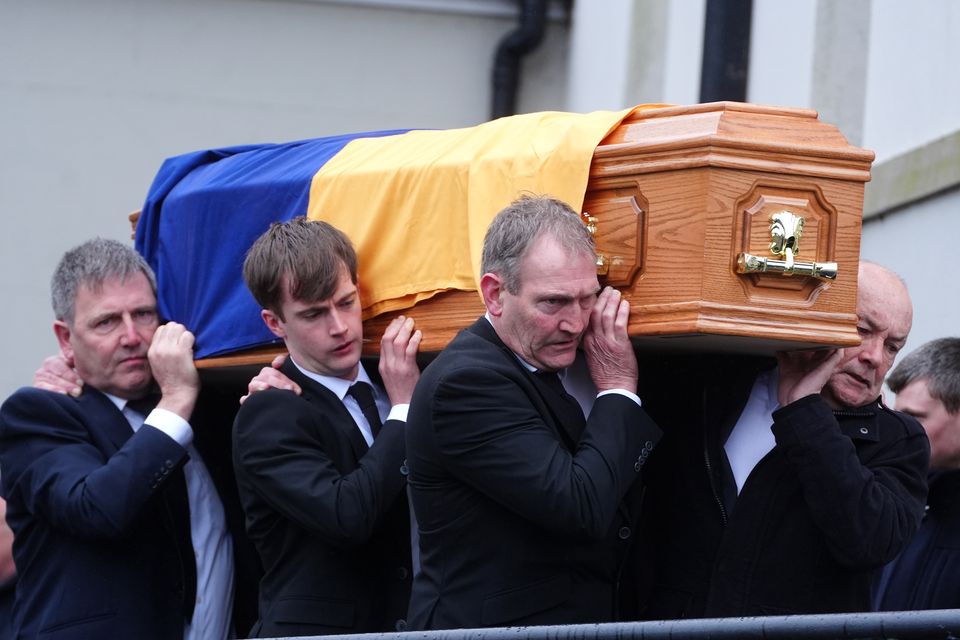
[736,210,837,280]
[580,212,609,276]
[737,253,837,279]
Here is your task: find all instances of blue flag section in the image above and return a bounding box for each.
[134,130,409,359]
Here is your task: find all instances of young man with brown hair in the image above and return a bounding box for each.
[233,217,421,637]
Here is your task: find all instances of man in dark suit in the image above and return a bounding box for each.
[405,195,663,629]
[875,337,960,610]
[0,238,235,639]
[233,217,420,637]
[633,262,929,618]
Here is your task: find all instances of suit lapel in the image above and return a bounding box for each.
[280,359,370,461]
[77,388,136,452]
[467,319,582,450]
[79,387,196,619]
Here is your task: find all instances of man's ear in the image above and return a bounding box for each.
[261,309,287,340]
[480,273,505,318]
[53,321,75,366]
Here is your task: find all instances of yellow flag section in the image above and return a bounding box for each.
[306,106,659,319]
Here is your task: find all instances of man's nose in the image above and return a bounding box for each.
[859,336,884,366]
[559,306,586,335]
[329,308,348,335]
[119,315,141,346]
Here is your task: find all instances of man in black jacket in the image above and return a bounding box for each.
[634,261,930,618]
[405,195,662,629]
[875,337,960,610]
[233,217,420,637]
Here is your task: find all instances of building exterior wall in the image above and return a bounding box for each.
[1,0,956,400]
[0,0,569,400]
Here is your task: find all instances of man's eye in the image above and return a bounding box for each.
[134,310,157,323]
[94,317,119,332]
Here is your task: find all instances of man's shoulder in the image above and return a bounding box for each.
[235,386,316,425]
[0,386,97,427]
[871,401,928,439]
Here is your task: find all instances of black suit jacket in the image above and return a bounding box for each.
[405,318,662,629]
[0,387,195,639]
[232,359,411,637]
[633,356,929,618]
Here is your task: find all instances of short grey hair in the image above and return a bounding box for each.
[480,195,595,294]
[51,238,157,324]
[888,337,960,414]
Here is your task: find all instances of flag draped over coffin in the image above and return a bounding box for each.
[135,107,645,359]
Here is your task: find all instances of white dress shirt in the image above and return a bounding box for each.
[723,368,781,494]
[109,394,235,640]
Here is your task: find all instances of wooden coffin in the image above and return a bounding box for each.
[163,101,872,368]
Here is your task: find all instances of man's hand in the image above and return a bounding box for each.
[776,348,845,406]
[148,322,200,420]
[33,355,83,397]
[379,315,422,406]
[240,354,301,405]
[583,287,637,394]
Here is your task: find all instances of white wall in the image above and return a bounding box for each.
[863,0,960,163]
[0,0,569,400]
[862,188,960,361]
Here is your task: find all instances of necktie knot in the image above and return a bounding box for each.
[348,382,383,439]
[126,392,161,416]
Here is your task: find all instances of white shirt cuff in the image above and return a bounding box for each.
[145,408,194,447]
[598,389,642,407]
[388,404,409,423]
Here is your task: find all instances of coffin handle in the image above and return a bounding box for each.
[580,212,610,276]
[735,210,838,280]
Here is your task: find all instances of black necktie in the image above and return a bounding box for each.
[536,370,586,438]
[126,392,161,417]
[348,382,383,439]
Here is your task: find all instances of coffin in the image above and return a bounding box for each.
[134,102,873,368]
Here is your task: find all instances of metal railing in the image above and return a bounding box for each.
[284,610,960,640]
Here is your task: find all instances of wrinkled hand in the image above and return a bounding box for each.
[379,315,422,405]
[582,287,637,393]
[240,354,301,405]
[33,354,83,397]
[776,348,844,406]
[148,322,200,420]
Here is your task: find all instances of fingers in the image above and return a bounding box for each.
[270,354,288,370]
[379,315,422,406]
[245,366,301,399]
[33,355,83,396]
[381,316,422,360]
[584,287,637,393]
[590,287,629,338]
[405,327,423,359]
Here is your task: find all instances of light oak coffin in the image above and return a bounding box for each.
[144,101,872,368]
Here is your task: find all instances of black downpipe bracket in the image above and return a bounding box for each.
[491,0,549,119]
[699,0,753,103]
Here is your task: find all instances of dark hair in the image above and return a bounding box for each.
[243,217,358,320]
[480,195,595,294]
[51,238,157,324]
[888,337,960,414]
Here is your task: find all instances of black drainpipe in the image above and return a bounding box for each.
[491,0,549,119]
[699,0,753,103]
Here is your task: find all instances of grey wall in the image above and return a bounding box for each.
[0,0,569,400]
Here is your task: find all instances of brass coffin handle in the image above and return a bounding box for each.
[580,212,610,276]
[736,210,837,281]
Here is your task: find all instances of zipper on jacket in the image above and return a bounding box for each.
[703,446,728,526]
[702,388,728,526]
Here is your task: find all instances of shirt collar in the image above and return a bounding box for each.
[103,392,129,412]
[289,355,373,401]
